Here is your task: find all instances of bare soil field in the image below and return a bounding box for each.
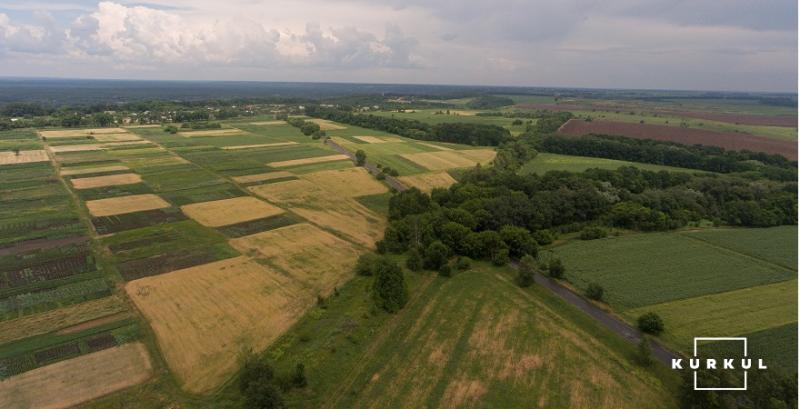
[125,256,306,393]
[60,165,130,176]
[221,142,297,150]
[401,149,497,171]
[0,342,152,409]
[398,171,457,192]
[86,194,171,217]
[70,173,142,189]
[39,128,128,138]
[179,129,248,137]
[0,150,49,165]
[300,167,388,197]
[180,196,284,227]
[232,171,295,184]
[267,154,350,168]
[230,223,361,294]
[308,118,346,130]
[559,119,797,160]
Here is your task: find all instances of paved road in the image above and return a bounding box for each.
[326,136,680,365]
[531,270,683,365]
[325,138,408,192]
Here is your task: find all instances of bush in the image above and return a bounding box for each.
[532,229,555,245]
[637,312,664,335]
[405,247,423,271]
[548,258,565,279]
[355,253,381,276]
[292,363,307,388]
[239,359,284,409]
[438,263,452,277]
[424,241,449,270]
[579,226,608,240]
[492,248,510,266]
[455,256,471,271]
[355,149,367,166]
[585,283,604,301]
[516,254,536,288]
[635,337,653,367]
[372,257,408,313]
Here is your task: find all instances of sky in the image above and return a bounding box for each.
[0,0,796,92]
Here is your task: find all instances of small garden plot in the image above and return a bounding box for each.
[60,164,130,177]
[85,194,170,217]
[230,223,361,294]
[300,167,388,197]
[267,154,350,168]
[125,256,307,393]
[398,171,457,192]
[308,118,346,130]
[39,128,128,139]
[4,252,94,289]
[92,133,142,142]
[221,142,297,150]
[0,150,49,166]
[217,213,300,238]
[70,173,142,190]
[179,128,248,137]
[401,149,496,171]
[91,208,187,235]
[48,144,105,153]
[231,171,295,184]
[180,196,284,227]
[0,278,110,320]
[352,135,404,144]
[0,343,152,409]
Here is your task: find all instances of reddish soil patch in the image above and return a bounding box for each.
[517,104,798,128]
[558,119,797,160]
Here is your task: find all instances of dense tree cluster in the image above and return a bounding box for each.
[305,106,512,146]
[540,134,797,181]
[285,117,325,139]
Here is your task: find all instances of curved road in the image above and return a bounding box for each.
[326,136,681,366]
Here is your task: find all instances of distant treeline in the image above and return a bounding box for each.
[465,95,515,109]
[539,134,797,181]
[305,106,513,146]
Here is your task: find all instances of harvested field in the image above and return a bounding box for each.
[39,128,128,138]
[123,124,161,128]
[70,173,142,189]
[0,150,49,165]
[232,171,294,184]
[300,167,388,197]
[558,119,797,160]
[398,171,457,192]
[249,120,286,126]
[60,165,130,176]
[268,154,350,168]
[179,129,247,137]
[48,144,104,153]
[56,312,131,335]
[352,135,404,144]
[180,196,284,227]
[221,142,297,150]
[86,193,170,217]
[308,118,346,130]
[92,133,142,142]
[125,256,307,393]
[401,149,497,171]
[0,342,152,409]
[249,179,323,203]
[0,296,126,344]
[230,223,360,294]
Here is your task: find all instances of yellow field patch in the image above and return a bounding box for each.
[352,135,404,144]
[0,150,49,165]
[48,144,104,153]
[180,196,284,227]
[308,118,346,130]
[179,128,247,137]
[249,179,322,203]
[0,343,152,409]
[401,149,496,171]
[125,256,307,393]
[267,154,350,168]
[39,128,128,138]
[71,173,142,189]
[92,133,142,142]
[398,171,457,193]
[250,120,286,126]
[221,142,297,150]
[230,223,360,294]
[300,167,388,197]
[61,165,130,176]
[86,194,170,217]
[232,171,295,184]
[0,296,126,344]
[124,124,161,128]
[625,279,798,349]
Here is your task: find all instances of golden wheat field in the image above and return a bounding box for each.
[180,196,284,227]
[397,171,457,193]
[267,154,350,168]
[0,150,50,165]
[70,173,142,189]
[85,193,170,217]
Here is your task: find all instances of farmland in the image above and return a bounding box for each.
[518,153,700,175]
[552,227,798,361]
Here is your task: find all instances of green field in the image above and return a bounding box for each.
[519,153,702,175]
[682,226,797,271]
[704,323,797,375]
[370,109,529,135]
